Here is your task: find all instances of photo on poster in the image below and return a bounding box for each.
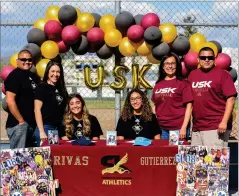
[106,131,117,146]
[48,130,59,145]
[169,130,179,145]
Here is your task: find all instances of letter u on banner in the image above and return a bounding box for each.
[84,65,104,90]
[132,64,152,89]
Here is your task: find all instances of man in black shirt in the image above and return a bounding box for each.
[4,50,39,148]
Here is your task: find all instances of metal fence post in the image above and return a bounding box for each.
[114,0,121,128]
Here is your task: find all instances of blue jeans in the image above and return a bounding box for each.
[161,126,191,140]
[34,124,58,147]
[7,122,35,149]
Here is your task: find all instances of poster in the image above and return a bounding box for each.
[0,147,55,196]
[175,145,230,196]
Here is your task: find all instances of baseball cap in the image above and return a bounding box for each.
[72,137,95,146]
[133,137,152,146]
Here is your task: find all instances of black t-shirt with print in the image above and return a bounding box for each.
[34,83,67,126]
[61,115,103,139]
[4,68,40,128]
[116,114,161,139]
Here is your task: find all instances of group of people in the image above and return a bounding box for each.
[4,46,237,149]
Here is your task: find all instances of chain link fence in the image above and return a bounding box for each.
[0,1,238,140]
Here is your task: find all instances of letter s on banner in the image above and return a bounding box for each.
[110,65,130,90]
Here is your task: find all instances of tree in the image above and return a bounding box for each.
[180,15,198,38]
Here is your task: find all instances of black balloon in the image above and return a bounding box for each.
[2,97,9,112]
[96,44,113,59]
[134,14,143,25]
[171,36,190,56]
[92,13,101,27]
[71,35,89,55]
[115,11,135,36]
[88,42,104,53]
[113,46,125,59]
[30,65,37,74]
[144,26,162,45]
[27,28,47,46]
[51,54,62,64]
[152,42,170,60]
[228,67,237,82]
[210,40,222,53]
[58,5,77,26]
[23,43,42,62]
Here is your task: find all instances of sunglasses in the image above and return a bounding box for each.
[199,56,215,60]
[18,58,33,62]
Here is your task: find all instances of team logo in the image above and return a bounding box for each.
[101,153,131,174]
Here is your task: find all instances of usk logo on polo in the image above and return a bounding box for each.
[192,81,212,88]
[155,87,176,94]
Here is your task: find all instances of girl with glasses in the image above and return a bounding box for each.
[61,93,103,140]
[116,88,161,140]
[152,52,193,141]
[34,61,68,146]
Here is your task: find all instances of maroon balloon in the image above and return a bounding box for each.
[44,20,62,41]
[141,13,160,29]
[215,53,231,70]
[87,27,104,43]
[127,25,144,42]
[1,65,15,81]
[57,40,70,53]
[181,61,189,77]
[2,83,5,94]
[184,51,198,70]
[61,25,81,45]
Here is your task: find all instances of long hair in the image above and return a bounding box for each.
[42,60,68,99]
[156,52,183,83]
[64,94,91,139]
[121,88,153,122]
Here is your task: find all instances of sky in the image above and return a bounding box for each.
[0,1,238,58]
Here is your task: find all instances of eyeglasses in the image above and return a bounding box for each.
[18,58,33,62]
[199,56,215,61]
[130,96,142,102]
[163,62,176,66]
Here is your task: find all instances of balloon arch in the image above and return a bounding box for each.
[1,4,237,93]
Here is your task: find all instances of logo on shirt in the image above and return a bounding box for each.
[29,77,37,89]
[191,81,212,96]
[155,88,176,94]
[192,81,212,88]
[56,95,63,105]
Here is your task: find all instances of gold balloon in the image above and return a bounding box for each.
[99,14,116,33]
[76,12,95,32]
[189,33,207,53]
[147,53,160,64]
[200,42,218,57]
[130,39,144,50]
[159,23,177,43]
[36,58,50,78]
[197,63,201,69]
[41,40,59,59]
[104,29,122,47]
[84,65,104,90]
[75,8,81,16]
[10,52,19,68]
[45,5,60,22]
[137,41,152,56]
[119,37,136,56]
[33,18,47,31]
[110,65,130,90]
[132,64,152,89]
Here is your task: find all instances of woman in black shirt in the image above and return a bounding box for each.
[34,61,68,146]
[61,93,103,140]
[116,88,161,140]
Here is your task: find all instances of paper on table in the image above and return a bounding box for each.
[125,140,135,143]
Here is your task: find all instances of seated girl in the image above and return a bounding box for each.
[61,93,103,140]
[116,88,161,140]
